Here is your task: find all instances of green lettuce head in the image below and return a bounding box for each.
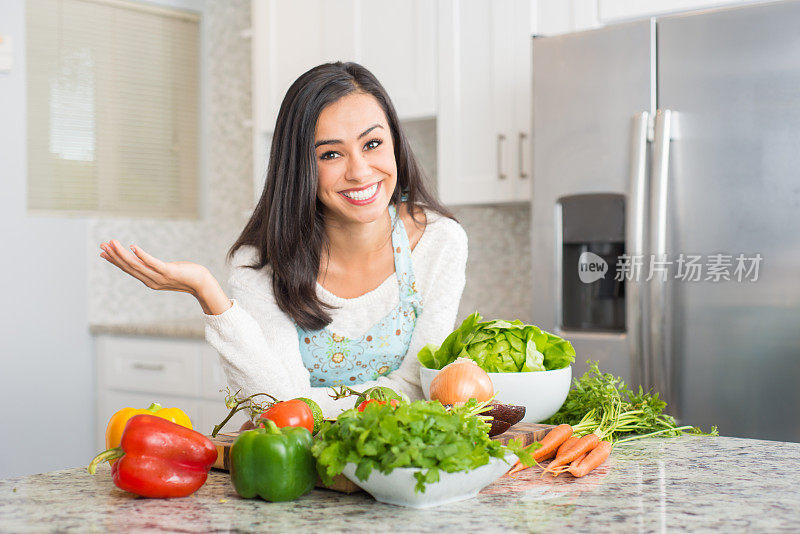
[418,312,575,372]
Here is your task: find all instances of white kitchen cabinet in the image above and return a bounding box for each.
[597,0,767,22]
[251,0,437,197]
[535,0,601,35]
[437,0,532,205]
[252,0,436,130]
[95,336,246,450]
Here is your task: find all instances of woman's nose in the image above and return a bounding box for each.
[346,151,372,181]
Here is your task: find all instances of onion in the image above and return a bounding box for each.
[429,357,494,405]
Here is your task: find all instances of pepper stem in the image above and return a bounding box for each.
[146,402,163,412]
[87,447,125,475]
[255,418,281,434]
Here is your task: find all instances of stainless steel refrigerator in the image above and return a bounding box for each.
[530,0,800,442]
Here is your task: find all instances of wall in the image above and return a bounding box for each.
[0,0,94,479]
[89,0,252,325]
[0,0,224,480]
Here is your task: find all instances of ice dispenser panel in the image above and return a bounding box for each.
[559,194,626,332]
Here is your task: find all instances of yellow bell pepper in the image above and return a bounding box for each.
[105,402,193,452]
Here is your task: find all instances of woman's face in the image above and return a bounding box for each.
[314,92,397,225]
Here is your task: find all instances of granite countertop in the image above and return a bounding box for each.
[2,435,799,533]
[90,317,206,339]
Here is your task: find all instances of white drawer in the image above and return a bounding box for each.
[95,390,203,451]
[97,336,202,397]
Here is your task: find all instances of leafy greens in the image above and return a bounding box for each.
[545,361,718,441]
[311,399,538,493]
[417,312,576,372]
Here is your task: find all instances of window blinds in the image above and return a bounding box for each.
[26,0,200,218]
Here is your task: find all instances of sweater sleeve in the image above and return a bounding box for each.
[203,259,364,418]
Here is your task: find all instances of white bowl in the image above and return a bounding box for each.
[341,454,514,508]
[419,365,572,423]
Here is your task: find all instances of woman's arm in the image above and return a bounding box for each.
[99,239,232,315]
[204,268,392,417]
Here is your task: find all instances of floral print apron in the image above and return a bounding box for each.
[296,205,422,387]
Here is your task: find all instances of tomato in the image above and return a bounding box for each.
[357,398,400,412]
[260,399,314,432]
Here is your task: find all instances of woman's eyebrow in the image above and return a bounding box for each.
[314,124,384,148]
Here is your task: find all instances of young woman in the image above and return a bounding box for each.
[99,62,467,417]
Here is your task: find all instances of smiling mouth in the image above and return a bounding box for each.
[340,182,380,204]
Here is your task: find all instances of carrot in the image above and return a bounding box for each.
[545,432,600,473]
[549,450,585,478]
[532,424,573,462]
[570,452,588,467]
[568,440,612,478]
[506,460,528,476]
[555,435,579,459]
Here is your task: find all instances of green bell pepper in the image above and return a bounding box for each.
[230,419,316,502]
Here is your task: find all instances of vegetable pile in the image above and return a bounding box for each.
[418,312,576,372]
[312,399,538,493]
[211,389,324,437]
[507,362,718,479]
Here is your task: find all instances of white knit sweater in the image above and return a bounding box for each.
[203,210,468,418]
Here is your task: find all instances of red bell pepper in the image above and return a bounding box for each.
[88,414,218,498]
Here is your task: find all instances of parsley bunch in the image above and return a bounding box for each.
[312,399,537,493]
[545,361,717,441]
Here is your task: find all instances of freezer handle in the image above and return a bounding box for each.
[649,109,674,407]
[627,111,649,389]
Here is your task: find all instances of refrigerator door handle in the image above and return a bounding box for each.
[649,109,674,407]
[627,111,649,389]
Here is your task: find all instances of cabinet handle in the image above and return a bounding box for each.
[132,362,165,372]
[497,134,507,180]
[518,132,528,179]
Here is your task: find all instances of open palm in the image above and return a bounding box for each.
[99,240,210,296]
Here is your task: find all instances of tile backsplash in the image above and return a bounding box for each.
[88,0,533,327]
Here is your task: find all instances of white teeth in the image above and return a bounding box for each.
[342,183,378,201]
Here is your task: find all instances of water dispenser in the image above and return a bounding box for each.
[559,194,626,332]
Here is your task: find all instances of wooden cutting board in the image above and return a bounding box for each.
[208,422,553,494]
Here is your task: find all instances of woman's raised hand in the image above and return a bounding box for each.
[99,240,232,315]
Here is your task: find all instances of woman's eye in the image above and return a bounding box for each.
[320,151,340,161]
[364,139,382,150]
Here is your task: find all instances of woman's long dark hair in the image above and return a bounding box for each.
[229,62,454,330]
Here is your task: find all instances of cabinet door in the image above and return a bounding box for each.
[96,336,202,397]
[512,0,533,200]
[437,0,518,205]
[358,0,437,119]
[252,0,357,135]
[253,0,436,131]
[536,0,600,35]
[598,0,759,22]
